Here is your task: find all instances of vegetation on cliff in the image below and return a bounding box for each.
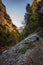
[20,0,43,40]
[0,0,20,52]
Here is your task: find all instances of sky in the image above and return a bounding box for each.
[2,0,33,28]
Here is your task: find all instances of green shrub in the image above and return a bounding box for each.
[18,43,34,54]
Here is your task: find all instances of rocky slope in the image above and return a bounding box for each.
[0,0,19,53]
[0,0,19,39]
[0,34,43,65]
[0,0,19,32]
[32,0,43,13]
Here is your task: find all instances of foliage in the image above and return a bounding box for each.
[0,25,16,48]
[18,43,34,54]
[24,3,31,25]
[21,0,43,40]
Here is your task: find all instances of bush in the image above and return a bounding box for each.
[0,30,16,47]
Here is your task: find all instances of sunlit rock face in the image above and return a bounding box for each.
[0,0,19,33]
[0,0,19,44]
[0,0,6,24]
[32,0,43,13]
[36,0,41,3]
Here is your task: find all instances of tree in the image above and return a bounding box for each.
[24,3,31,25]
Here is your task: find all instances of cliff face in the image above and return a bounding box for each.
[0,0,20,50]
[32,0,43,13]
[0,0,18,33]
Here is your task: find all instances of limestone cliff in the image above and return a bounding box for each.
[0,0,20,50]
[32,0,43,13]
[0,0,19,33]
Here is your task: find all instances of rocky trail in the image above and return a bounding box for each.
[0,33,43,65]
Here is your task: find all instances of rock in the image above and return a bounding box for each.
[0,0,20,51]
[0,38,43,65]
[0,0,18,32]
[0,0,19,44]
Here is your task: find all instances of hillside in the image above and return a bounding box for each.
[0,0,19,32]
[0,0,20,53]
[0,32,43,65]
